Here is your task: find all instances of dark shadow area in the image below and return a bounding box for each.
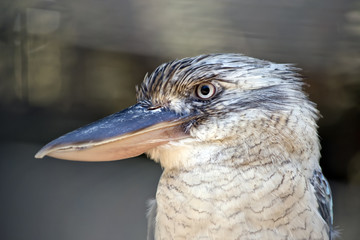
[0,0,359,239]
[0,143,162,240]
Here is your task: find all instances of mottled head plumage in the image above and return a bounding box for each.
[136,54,221,107]
[136,53,318,122]
[136,53,320,173]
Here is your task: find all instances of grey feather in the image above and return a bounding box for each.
[146,199,157,240]
[310,170,334,239]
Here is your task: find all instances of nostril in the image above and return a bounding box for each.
[148,105,162,110]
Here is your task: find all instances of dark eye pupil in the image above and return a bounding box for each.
[200,85,210,95]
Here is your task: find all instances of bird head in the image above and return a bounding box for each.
[35,54,320,170]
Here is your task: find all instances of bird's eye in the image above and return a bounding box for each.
[195,83,216,100]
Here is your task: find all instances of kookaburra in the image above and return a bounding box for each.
[35,54,334,240]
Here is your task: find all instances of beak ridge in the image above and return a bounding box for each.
[35,103,191,161]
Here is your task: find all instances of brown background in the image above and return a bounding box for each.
[0,0,359,239]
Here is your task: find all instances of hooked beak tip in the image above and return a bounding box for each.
[34,152,44,159]
[35,103,194,162]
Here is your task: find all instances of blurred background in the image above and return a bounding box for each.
[0,0,359,239]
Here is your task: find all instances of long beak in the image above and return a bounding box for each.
[35,103,192,161]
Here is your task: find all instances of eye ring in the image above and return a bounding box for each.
[195,83,216,100]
